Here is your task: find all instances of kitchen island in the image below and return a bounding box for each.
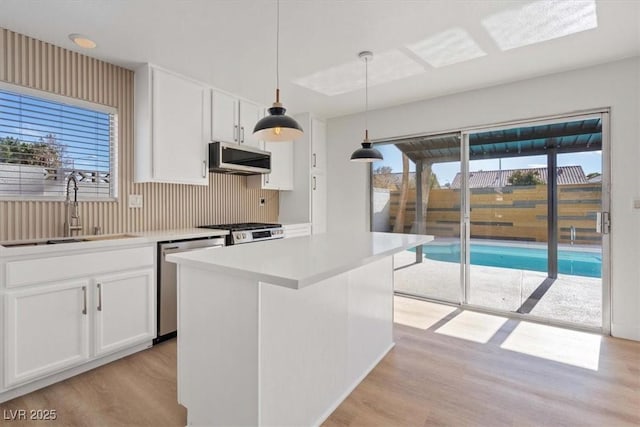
[167,232,432,426]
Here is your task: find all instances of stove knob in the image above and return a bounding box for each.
[242,233,247,239]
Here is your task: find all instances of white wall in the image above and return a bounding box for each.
[327,57,640,341]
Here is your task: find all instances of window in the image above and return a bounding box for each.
[0,84,117,200]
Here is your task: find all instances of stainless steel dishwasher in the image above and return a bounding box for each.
[156,237,225,343]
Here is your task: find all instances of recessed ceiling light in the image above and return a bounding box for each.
[68,33,97,49]
[407,28,487,68]
[482,0,598,51]
[294,49,424,96]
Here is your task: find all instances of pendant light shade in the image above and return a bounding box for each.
[253,0,303,142]
[350,137,383,162]
[253,92,304,142]
[350,51,383,163]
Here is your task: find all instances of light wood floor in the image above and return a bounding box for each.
[2,297,639,426]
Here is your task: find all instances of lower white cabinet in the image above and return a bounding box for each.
[94,269,155,357]
[2,244,156,392]
[4,280,90,387]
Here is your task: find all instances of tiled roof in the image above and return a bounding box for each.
[450,166,587,189]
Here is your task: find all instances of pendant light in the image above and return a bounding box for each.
[253,0,304,142]
[350,51,383,162]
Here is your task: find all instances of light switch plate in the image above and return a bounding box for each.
[129,194,143,208]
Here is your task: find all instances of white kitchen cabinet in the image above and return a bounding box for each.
[239,100,263,148]
[135,64,209,185]
[247,141,294,190]
[94,269,155,357]
[211,90,238,144]
[279,113,327,234]
[211,89,263,149]
[282,223,312,238]
[311,118,327,173]
[311,174,327,234]
[1,242,155,394]
[4,280,90,387]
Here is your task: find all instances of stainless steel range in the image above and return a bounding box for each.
[198,222,285,245]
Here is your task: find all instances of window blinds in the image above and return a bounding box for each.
[0,88,116,200]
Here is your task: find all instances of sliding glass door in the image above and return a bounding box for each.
[463,113,608,329]
[371,133,462,303]
[372,111,610,332]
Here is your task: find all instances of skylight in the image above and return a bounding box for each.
[482,0,598,51]
[293,49,424,96]
[406,28,487,68]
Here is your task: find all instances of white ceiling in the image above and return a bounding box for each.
[0,0,638,119]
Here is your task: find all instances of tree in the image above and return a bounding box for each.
[508,170,543,186]
[0,135,62,167]
[393,154,410,233]
[372,166,397,189]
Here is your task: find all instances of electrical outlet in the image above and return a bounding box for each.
[634,199,640,209]
[259,197,266,207]
[129,194,143,209]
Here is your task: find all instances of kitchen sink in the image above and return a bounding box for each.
[2,234,138,247]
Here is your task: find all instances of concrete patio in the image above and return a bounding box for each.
[393,250,602,328]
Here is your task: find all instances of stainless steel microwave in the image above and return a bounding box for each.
[208,141,271,175]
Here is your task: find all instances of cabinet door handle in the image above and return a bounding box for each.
[202,160,207,178]
[234,125,239,142]
[266,174,270,184]
[97,283,102,311]
[313,153,316,168]
[313,176,317,190]
[241,126,245,143]
[82,286,87,315]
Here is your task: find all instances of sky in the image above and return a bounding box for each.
[0,89,111,171]
[374,143,602,186]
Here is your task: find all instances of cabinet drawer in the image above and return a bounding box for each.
[6,246,154,288]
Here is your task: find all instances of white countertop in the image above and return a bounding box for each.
[167,232,433,289]
[0,228,229,257]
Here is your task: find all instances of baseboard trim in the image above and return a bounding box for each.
[0,341,152,403]
[312,342,396,427]
[611,322,640,341]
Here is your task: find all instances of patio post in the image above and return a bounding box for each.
[548,144,558,279]
[415,159,423,263]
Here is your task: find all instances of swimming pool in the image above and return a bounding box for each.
[412,242,601,278]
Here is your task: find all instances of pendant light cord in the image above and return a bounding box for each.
[365,55,369,141]
[276,0,280,102]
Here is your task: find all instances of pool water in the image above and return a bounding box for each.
[412,243,602,278]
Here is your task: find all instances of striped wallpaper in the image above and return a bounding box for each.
[0,28,278,241]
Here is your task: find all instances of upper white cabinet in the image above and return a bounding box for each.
[135,64,210,185]
[311,118,327,173]
[239,100,263,148]
[211,89,263,149]
[247,141,294,191]
[278,113,327,234]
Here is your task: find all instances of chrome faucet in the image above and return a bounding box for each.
[64,173,83,237]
